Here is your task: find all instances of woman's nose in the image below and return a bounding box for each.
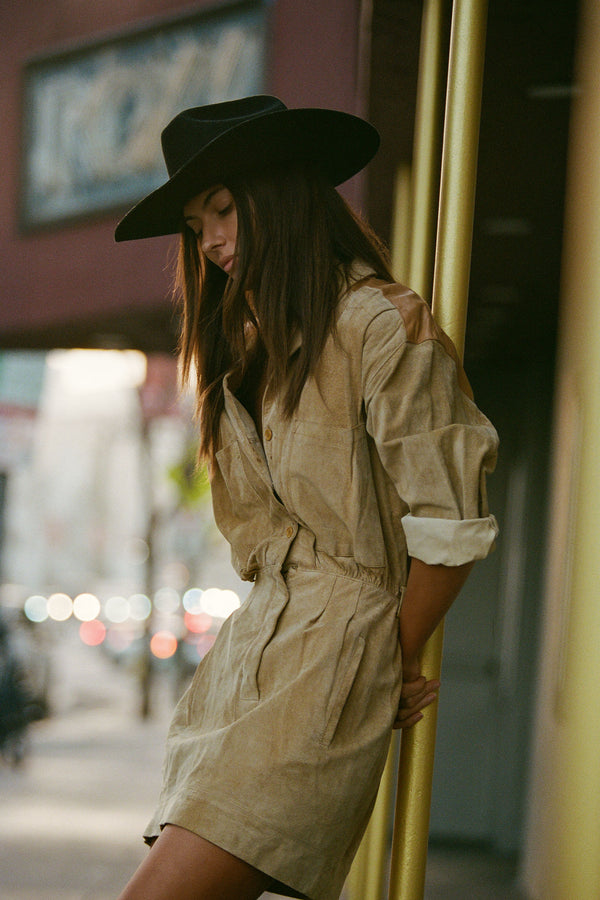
[201,224,224,255]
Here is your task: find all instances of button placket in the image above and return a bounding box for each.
[262,391,274,456]
[261,399,288,513]
[261,419,281,503]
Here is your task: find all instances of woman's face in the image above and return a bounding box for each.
[183,185,238,277]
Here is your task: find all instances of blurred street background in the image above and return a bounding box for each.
[0,624,170,900]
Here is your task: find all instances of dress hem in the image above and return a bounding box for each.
[143,787,347,900]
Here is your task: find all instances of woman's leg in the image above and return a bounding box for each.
[117,824,272,900]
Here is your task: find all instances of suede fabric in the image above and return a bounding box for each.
[143,269,499,899]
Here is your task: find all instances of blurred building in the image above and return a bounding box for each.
[0,0,593,897]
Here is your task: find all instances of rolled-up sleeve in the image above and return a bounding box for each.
[362,303,499,566]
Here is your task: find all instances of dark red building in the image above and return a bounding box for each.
[1,0,415,352]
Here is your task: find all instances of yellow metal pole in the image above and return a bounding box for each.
[346,815,371,899]
[407,0,448,302]
[346,731,401,900]
[430,0,488,353]
[391,163,413,284]
[388,1,488,898]
[388,630,444,900]
[362,732,401,899]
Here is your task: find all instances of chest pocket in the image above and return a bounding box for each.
[215,439,265,508]
[281,420,386,567]
[213,439,273,570]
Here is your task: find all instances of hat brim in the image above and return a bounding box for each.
[114,108,379,242]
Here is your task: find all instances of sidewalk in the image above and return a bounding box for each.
[0,625,526,899]
[0,626,169,900]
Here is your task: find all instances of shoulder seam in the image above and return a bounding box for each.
[360,280,474,400]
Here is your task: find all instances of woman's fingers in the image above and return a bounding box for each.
[394,709,426,729]
[401,676,440,707]
[393,676,441,729]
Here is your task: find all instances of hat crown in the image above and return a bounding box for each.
[161,95,287,177]
[115,95,380,242]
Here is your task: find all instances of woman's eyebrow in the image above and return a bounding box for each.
[184,187,226,222]
[202,187,223,207]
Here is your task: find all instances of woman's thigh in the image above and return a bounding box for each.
[117,824,272,900]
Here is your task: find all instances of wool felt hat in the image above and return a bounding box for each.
[114,95,380,242]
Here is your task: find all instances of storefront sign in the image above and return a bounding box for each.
[20,2,266,230]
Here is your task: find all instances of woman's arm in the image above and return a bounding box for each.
[394,557,474,729]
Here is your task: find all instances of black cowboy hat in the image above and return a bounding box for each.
[114,95,379,242]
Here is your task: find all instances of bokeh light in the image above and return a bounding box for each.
[184,632,217,660]
[182,587,204,614]
[24,595,48,623]
[197,633,216,655]
[129,593,152,621]
[79,619,106,646]
[104,595,131,624]
[201,588,240,619]
[73,592,101,622]
[184,611,213,634]
[47,592,73,621]
[106,628,135,653]
[150,630,178,659]
[128,538,150,565]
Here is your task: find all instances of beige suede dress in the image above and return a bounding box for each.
[143,268,499,900]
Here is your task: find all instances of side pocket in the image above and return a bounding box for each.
[320,633,366,747]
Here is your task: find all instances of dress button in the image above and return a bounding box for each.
[286,526,294,539]
[264,427,273,441]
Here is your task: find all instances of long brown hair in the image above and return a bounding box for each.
[175,164,394,461]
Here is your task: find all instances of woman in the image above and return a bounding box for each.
[115,96,499,900]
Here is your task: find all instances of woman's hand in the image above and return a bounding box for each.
[393,660,441,729]
[393,556,474,729]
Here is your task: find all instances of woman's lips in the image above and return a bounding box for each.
[222,257,234,274]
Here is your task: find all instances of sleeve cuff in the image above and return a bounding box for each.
[401,513,499,566]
